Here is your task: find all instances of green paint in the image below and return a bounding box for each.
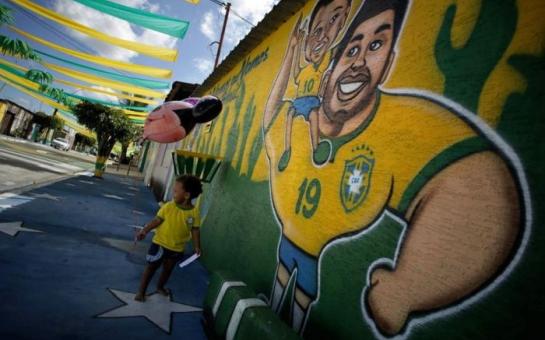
[214,105,230,156]
[194,3,545,339]
[213,285,257,336]
[224,82,246,163]
[295,178,321,219]
[497,53,545,173]
[138,140,150,172]
[200,166,279,295]
[398,136,492,213]
[246,126,263,179]
[435,0,517,112]
[236,307,299,340]
[236,95,257,174]
[304,213,404,339]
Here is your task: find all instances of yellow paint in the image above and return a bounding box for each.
[266,93,478,255]
[0,102,7,123]
[383,1,447,93]
[191,0,541,182]
[94,155,108,177]
[478,0,545,126]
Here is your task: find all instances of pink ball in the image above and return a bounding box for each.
[143,101,192,143]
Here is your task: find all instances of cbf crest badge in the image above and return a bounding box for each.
[340,146,374,213]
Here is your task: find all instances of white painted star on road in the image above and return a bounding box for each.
[31,193,61,201]
[97,289,202,333]
[0,221,43,237]
[103,194,125,200]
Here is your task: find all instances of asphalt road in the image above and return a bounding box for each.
[0,136,96,193]
[0,170,208,338]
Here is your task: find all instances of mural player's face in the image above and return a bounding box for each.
[323,10,395,124]
[305,0,350,65]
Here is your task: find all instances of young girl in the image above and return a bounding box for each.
[134,175,202,301]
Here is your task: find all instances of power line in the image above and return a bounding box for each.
[206,0,256,27]
[230,8,255,27]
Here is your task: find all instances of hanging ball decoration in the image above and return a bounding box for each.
[143,96,223,144]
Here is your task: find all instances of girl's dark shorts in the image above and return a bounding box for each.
[146,243,183,263]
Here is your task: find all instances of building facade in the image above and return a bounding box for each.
[143,0,544,338]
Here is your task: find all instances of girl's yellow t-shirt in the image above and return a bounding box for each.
[152,201,200,252]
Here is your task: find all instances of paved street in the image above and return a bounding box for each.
[0,173,208,339]
[0,136,96,193]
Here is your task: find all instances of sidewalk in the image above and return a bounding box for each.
[0,174,208,339]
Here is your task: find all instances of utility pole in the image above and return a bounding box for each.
[214,2,231,69]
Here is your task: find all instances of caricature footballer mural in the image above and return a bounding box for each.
[186,0,542,338]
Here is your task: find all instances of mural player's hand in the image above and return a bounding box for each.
[366,268,410,336]
[289,15,303,48]
[194,247,201,256]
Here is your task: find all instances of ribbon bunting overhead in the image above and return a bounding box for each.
[1,0,194,128]
[72,0,190,38]
[43,63,167,98]
[9,26,172,79]
[8,0,179,61]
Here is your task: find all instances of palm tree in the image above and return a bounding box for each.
[47,87,65,101]
[0,5,13,26]
[0,6,40,61]
[118,93,148,163]
[46,87,74,107]
[119,92,151,109]
[25,69,53,90]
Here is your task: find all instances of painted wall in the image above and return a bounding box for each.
[182,0,544,338]
[0,101,7,123]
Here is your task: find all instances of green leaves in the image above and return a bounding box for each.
[25,69,53,87]
[72,101,138,155]
[0,35,40,61]
[0,5,14,26]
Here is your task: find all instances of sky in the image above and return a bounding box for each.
[0,0,279,114]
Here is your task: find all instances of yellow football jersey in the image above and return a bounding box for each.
[295,52,331,98]
[153,201,201,252]
[265,92,491,256]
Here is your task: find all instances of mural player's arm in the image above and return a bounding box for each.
[290,26,305,83]
[367,151,521,335]
[263,15,302,130]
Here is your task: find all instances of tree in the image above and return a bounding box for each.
[119,124,142,164]
[0,6,40,61]
[118,93,147,164]
[25,69,53,90]
[72,101,137,177]
[118,92,152,108]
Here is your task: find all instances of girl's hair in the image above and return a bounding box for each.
[176,175,203,199]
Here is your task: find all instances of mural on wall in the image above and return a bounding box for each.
[186,0,543,338]
[263,0,529,337]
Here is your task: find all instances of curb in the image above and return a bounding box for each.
[0,174,72,195]
[0,168,94,195]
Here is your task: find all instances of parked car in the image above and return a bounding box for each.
[51,138,70,151]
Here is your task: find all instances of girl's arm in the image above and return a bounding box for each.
[136,217,162,240]
[191,228,201,255]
